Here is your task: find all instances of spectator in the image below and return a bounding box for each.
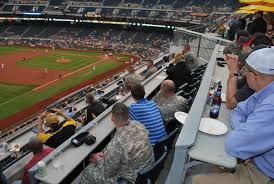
[224,36,272,109]
[224,52,255,109]
[37,108,77,148]
[227,15,241,41]
[166,53,192,90]
[0,162,7,184]
[224,30,250,57]
[129,84,167,146]
[239,18,247,30]
[182,44,199,70]
[124,66,143,91]
[22,137,54,184]
[246,16,253,34]
[225,33,272,109]
[192,47,274,184]
[248,11,267,35]
[78,93,105,125]
[157,80,189,122]
[144,60,157,79]
[79,103,154,184]
[238,33,273,54]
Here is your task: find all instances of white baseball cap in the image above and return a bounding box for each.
[246,46,274,75]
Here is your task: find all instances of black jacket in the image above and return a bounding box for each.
[166,62,192,89]
[248,18,267,35]
[86,102,105,124]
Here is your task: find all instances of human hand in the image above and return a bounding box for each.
[89,152,104,165]
[224,54,240,73]
[40,111,48,120]
[244,159,251,165]
[52,108,63,115]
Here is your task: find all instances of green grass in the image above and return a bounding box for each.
[17,54,99,71]
[0,46,28,55]
[0,83,36,104]
[0,61,121,119]
[0,46,131,120]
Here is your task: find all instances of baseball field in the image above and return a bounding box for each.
[0,46,135,130]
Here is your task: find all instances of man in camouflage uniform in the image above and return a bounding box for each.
[79,103,154,184]
[157,80,189,123]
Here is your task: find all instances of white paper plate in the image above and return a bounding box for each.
[199,118,228,135]
[174,111,188,124]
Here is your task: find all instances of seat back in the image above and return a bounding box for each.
[117,177,132,184]
[182,87,197,99]
[177,83,188,92]
[135,149,168,184]
[189,80,200,88]
[165,119,181,134]
[192,74,203,81]
[153,128,179,157]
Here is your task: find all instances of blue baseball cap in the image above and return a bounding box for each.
[246,46,274,75]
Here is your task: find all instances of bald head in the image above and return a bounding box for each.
[161,80,176,96]
[28,136,43,154]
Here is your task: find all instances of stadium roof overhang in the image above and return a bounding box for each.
[0,13,206,29]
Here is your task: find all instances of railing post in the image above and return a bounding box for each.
[196,36,202,57]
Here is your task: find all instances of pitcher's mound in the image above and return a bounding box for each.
[56,59,71,63]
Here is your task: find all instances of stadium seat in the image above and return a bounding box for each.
[135,147,168,184]
[177,83,189,92]
[187,96,194,105]
[165,119,181,134]
[189,80,200,88]
[191,69,204,77]
[154,128,179,154]
[181,87,197,99]
[192,74,203,82]
[117,178,133,184]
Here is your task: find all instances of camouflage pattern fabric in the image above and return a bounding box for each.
[158,95,189,122]
[79,121,154,184]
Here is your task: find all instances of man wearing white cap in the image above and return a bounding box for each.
[192,47,274,184]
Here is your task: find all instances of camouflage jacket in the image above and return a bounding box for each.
[158,95,189,122]
[80,121,154,184]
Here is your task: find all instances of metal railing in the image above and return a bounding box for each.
[166,28,231,184]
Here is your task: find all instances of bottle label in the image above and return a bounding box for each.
[210,105,220,113]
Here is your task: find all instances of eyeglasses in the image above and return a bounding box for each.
[243,66,258,76]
